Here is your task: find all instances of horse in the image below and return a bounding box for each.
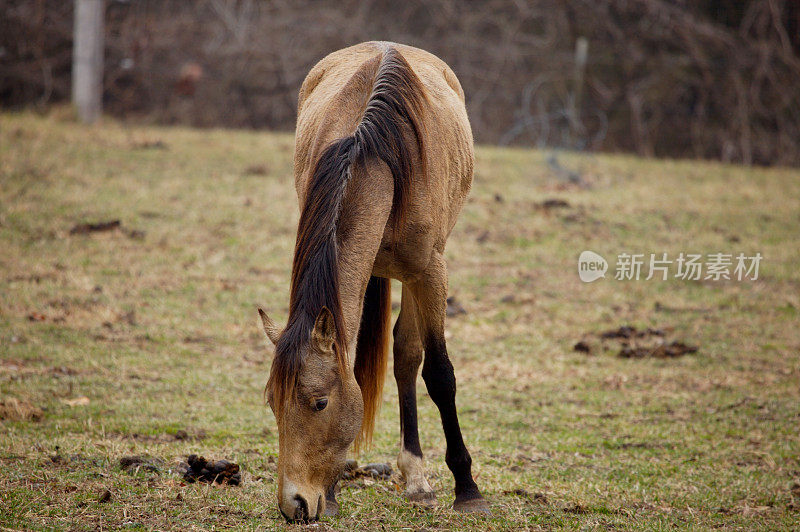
[257,41,488,522]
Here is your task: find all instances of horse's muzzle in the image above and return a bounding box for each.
[279,493,320,523]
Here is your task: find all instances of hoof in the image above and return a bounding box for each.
[453,496,491,515]
[406,490,437,507]
[324,483,340,517]
[323,497,339,517]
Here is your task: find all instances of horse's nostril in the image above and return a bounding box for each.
[293,495,309,521]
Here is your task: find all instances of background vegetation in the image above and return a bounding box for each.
[3,0,800,165]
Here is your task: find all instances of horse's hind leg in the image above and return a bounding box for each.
[393,284,436,504]
[406,252,489,514]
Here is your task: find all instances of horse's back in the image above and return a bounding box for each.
[294,42,474,279]
[298,42,466,112]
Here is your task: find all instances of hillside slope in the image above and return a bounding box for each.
[1,113,799,530]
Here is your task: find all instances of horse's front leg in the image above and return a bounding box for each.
[407,253,490,514]
[393,285,436,504]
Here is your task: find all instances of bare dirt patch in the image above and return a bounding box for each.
[48,451,101,469]
[536,198,571,210]
[132,140,168,150]
[69,219,145,240]
[69,220,122,235]
[243,164,270,176]
[0,359,81,380]
[119,455,164,473]
[115,428,206,443]
[574,325,698,359]
[21,297,135,330]
[502,488,549,504]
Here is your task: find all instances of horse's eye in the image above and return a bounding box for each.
[313,397,328,412]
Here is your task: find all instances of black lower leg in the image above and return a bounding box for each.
[394,310,424,459]
[398,383,423,457]
[421,337,482,501]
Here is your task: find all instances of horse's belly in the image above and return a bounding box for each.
[371,223,439,282]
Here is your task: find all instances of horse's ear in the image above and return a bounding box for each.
[311,306,336,353]
[257,307,281,345]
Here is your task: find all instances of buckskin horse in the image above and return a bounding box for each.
[257,41,488,522]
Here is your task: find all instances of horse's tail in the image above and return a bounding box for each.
[353,275,391,451]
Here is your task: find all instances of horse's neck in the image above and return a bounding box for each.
[335,163,394,362]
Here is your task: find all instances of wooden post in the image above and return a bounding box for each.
[72,0,105,124]
[572,37,588,117]
[568,36,588,142]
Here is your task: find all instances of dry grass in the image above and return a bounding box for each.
[1,111,799,530]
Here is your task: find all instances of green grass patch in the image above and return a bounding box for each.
[1,112,798,530]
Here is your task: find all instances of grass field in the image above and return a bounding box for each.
[1,111,799,531]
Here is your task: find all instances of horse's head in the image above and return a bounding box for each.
[258,306,363,522]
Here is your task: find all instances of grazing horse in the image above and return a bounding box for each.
[257,41,487,522]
